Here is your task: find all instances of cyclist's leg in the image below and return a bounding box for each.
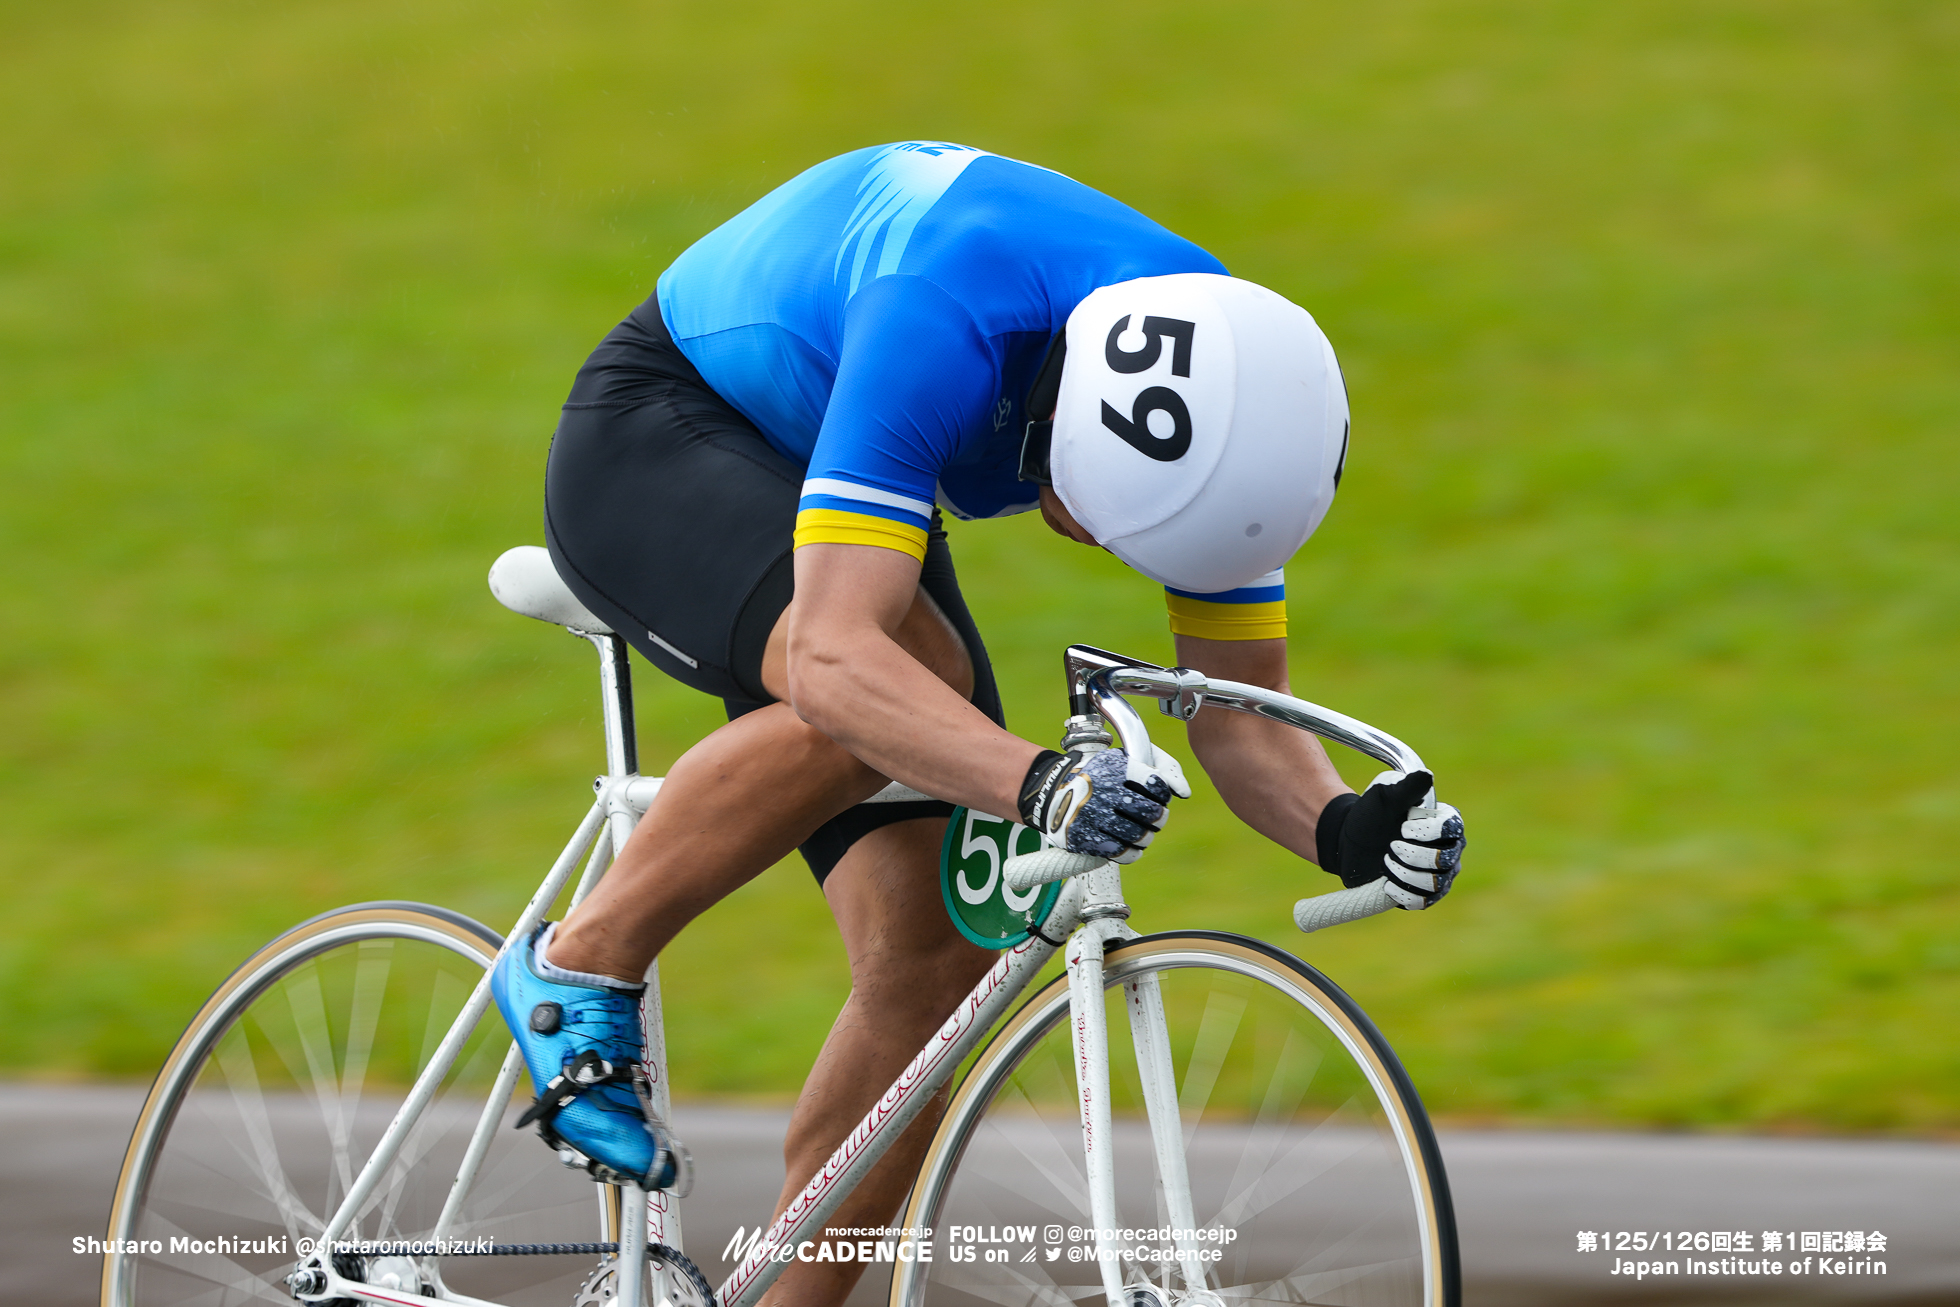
[759,525,1003,1306]
[760,815,996,1307]
[546,581,973,981]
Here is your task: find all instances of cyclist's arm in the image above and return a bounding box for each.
[789,542,1041,821]
[1174,633,1352,866]
[781,276,1045,815]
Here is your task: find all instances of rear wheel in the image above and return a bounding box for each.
[894,932,1458,1307]
[103,902,616,1307]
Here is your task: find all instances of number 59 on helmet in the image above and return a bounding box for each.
[1023,273,1350,596]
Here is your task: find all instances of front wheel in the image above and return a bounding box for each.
[893,931,1458,1307]
[103,902,616,1307]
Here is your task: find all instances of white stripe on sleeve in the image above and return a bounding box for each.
[800,477,935,519]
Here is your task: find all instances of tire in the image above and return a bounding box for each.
[893,931,1459,1307]
[103,902,616,1307]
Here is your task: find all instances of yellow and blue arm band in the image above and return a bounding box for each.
[792,477,932,563]
[1164,570,1287,641]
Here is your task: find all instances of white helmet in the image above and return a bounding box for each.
[1037,273,1349,594]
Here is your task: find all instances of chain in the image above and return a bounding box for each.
[336,1241,621,1257]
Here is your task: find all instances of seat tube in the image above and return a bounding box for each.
[585,632,683,1256]
[1068,921,1127,1307]
[619,1185,649,1307]
[643,971,680,1252]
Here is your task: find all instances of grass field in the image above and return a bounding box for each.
[2,0,1955,1131]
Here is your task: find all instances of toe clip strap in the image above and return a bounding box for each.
[515,1049,638,1132]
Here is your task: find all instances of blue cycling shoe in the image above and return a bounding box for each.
[491,922,688,1192]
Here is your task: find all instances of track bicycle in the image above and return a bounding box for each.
[103,545,1460,1307]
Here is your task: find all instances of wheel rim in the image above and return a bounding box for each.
[904,936,1450,1307]
[107,908,612,1307]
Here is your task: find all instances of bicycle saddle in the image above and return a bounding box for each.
[489,546,614,634]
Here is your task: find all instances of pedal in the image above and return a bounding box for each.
[658,1137,695,1198]
[553,1135,692,1196]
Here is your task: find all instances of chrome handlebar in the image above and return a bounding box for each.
[1064,644,1426,778]
[1001,646,1430,932]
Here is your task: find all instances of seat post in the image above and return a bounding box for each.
[583,632,639,779]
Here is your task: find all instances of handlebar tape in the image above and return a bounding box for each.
[1293,879,1395,933]
[1003,848,1106,892]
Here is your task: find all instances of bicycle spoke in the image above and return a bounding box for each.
[110,907,607,1307]
[134,1143,309,1232]
[283,964,361,1203]
[136,1208,295,1307]
[1212,1030,1322,1230]
[983,1079,1091,1215]
[374,965,472,1237]
[340,941,394,1137]
[1214,1106,1373,1234]
[214,1031,321,1242]
[454,1118,578,1230]
[1230,1250,1416,1307]
[902,939,1449,1307]
[950,1263,1090,1307]
[1177,989,1246,1141]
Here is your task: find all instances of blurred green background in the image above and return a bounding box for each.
[2,0,1955,1131]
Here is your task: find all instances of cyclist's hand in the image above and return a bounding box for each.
[1019,746,1191,864]
[1315,770,1465,909]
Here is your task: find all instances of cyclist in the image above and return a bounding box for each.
[492,141,1465,1306]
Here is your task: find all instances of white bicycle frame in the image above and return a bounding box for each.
[292,632,1426,1307]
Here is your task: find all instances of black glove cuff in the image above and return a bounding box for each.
[1018,750,1069,826]
[1315,792,1359,880]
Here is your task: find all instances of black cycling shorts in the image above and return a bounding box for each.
[543,295,1004,883]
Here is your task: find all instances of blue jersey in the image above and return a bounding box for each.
[657,142,1285,641]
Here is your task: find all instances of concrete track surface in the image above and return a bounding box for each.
[7,1085,1954,1307]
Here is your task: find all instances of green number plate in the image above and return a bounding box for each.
[939,807,1061,949]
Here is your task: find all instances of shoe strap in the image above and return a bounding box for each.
[515,1049,638,1130]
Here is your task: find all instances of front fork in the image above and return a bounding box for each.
[1066,897,1207,1307]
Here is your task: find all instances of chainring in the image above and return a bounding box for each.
[573,1246,715,1307]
